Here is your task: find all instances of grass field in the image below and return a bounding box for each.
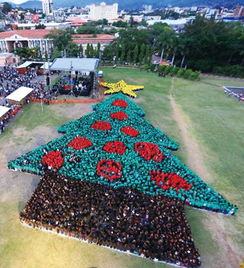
[0,68,243,268]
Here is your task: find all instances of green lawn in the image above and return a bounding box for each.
[0,68,243,268]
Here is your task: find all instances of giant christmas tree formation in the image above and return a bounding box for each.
[8,89,237,267]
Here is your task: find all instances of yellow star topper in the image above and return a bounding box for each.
[100,80,144,98]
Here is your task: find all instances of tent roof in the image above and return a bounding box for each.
[17,61,33,68]
[0,105,10,118]
[17,61,44,69]
[50,58,99,72]
[6,86,33,102]
[40,62,52,69]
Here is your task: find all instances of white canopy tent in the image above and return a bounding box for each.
[40,62,52,70]
[17,61,44,69]
[0,105,10,118]
[6,86,33,102]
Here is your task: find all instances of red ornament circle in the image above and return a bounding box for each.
[121,126,140,137]
[110,111,128,120]
[112,99,128,108]
[103,141,127,155]
[134,142,165,162]
[68,137,92,150]
[97,159,123,180]
[149,170,192,191]
[42,151,64,169]
[91,121,112,131]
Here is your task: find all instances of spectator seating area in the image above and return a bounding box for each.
[223,86,244,101]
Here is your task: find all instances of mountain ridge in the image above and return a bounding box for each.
[4,0,244,9]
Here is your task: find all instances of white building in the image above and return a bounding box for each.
[88,2,118,21]
[123,15,144,23]
[147,18,194,32]
[0,30,53,56]
[42,0,53,16]
[16,22,71,30]
[0,30,116,56]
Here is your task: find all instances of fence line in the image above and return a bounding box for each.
[28,98,104,104]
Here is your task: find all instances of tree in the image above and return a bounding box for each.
[96,43,101,58]
[66,42,80,57]
[179,16,244,72]
[139,43,146,64]
[126,49,132,63]
[90,44,94,58]
[35,24,46,29]
[14,47,39,59]
[120,45,125,62]
[2,2,12,14]
[112,21,128,27]
[86,44,90,58]
[77,25,100,34]
[115,45,120,63]
[96,19,108,25]
[79,45,83,57]
[46,30,72,51]
[102,46,113,61]
[51,48,61,60]
[144,45,152,65]
[133,45,139,63]
[115,28,152,53]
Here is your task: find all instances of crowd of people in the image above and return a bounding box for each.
[20,172,201,267]
[53,73,94,97]
[0,66,38,97]
[0,66,53,134]
[0,64,97,134]
[0,103,22,134]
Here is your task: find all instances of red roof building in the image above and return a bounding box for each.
[0,30,53,55]
[72,34,115,49]
[0,29,51,39]
[0,30,115,56]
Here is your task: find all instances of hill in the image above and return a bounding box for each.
[8,0,244,10]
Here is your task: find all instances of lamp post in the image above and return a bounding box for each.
[47,52,51,92]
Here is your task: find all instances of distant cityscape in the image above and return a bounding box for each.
[0,1,243,56]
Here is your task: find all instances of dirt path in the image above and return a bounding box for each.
[169,78,242,267]
[169,78,213,183]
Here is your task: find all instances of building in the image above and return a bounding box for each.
[0,30,115,56]
[147,18,194,32]
[223,6,244,22]
[72,34,115,51]
[16,22,71,30]
[0,53,19,67]
[42,0,53,16]
[0,30,53,55]
[88,2,118,21]
[233,6,244,17]
[123,15,144,23]
[144,16,162,21]
[143,5,153,14]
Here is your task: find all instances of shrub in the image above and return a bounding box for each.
[177,68,186,78]
[158,65,167,73]
[183,69,193,79]
[213,65,244,78]
[190,71,201,80]
[164,65,173,75]
[171,67,180,75]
